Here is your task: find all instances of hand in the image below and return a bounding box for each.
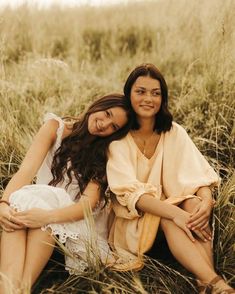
[14,208,51,228]
[187,199,213,230]
[172,209,195,242]
[191,225,212,242]
[0,203,25,232]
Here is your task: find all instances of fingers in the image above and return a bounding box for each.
[1,214,26,230]
[188,218,208,230]
[4,219,25,230]
[193,219,208,230]
[200,221,210,230]
[200,228,212,241]
[193,229,211,242]
[1,224,14,232]
[188,214,209,228]
[188,209,206,222]
[184,226,195,242]
[8,215,26,226]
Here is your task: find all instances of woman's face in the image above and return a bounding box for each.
[130,75,162,120]
[88,106,128,137]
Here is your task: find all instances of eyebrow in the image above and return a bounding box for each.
[135,86,161,90]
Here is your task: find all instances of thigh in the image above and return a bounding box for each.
[0,229,26,270]
[22,229,55,286]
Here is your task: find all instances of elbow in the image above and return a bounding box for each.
[80,194,100,212]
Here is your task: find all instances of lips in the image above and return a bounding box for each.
[140,105,154,109]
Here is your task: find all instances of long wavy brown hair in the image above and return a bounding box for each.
[49,94,133,203]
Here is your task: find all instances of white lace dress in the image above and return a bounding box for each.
[9,113,112,274]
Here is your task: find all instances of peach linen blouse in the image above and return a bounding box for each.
[107,122,219,271]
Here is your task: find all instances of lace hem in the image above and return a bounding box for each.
[42,224,83,244]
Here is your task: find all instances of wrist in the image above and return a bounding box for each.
[170,206,183,220]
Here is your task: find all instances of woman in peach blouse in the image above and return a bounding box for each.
[107,64,234,294]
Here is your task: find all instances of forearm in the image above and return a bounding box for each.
[2,170,34,201]
[47,197,99,224]
[136,194,183,220]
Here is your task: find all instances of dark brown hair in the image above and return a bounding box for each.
[124,63,173,133]
[49,94,133,203]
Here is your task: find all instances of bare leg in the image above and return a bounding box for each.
[160,218,234,292]
[0,229,27,293]
[160,218,216,283]
[180,198,213,267]
[21,229,55,289]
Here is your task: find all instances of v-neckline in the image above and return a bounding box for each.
[128,132,162,161]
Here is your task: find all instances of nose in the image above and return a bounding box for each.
[143,92,152,103]
[101,118,112,130]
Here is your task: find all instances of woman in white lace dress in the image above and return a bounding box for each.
[0,94,132,293]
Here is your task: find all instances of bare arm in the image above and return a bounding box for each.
[13,181,101,227]
[2,120,59,201]
[0,119,70,230]
[48,181,100,223]
[136,194,196,242]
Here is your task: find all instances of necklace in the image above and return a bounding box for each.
[132,131,156,156]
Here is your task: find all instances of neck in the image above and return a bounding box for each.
[136,117,155,135]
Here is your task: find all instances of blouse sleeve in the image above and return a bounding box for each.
[162,123,220,198]
[107,139,160,219]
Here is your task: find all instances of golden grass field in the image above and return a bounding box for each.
[0,0,234,293]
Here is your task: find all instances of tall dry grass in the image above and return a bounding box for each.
[0,0,234,293]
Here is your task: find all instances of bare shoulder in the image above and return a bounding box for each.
[41,119,61,142]
[42,118,73,140]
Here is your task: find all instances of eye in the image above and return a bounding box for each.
[112,124,118,131]
[135,89,145,95]
[152,91,161,96]
[105,110,111,117]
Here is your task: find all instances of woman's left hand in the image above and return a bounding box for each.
[13,208,51,228]
[187,199,213,230]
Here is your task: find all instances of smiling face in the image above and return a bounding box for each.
[87,106,128,137]
[130,75,162,121]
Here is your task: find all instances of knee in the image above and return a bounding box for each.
[180,197,201,213]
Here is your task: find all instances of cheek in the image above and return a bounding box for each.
[101,129,113,137]
[88,113,94,124]
[130,95,139,109]
[155,96,162,106]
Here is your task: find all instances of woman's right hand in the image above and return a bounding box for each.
[0,203,25,232]
[172,209,196,242]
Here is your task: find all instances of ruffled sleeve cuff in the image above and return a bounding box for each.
[113,183,162,219]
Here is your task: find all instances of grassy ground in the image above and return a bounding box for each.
[0,0,234,293]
